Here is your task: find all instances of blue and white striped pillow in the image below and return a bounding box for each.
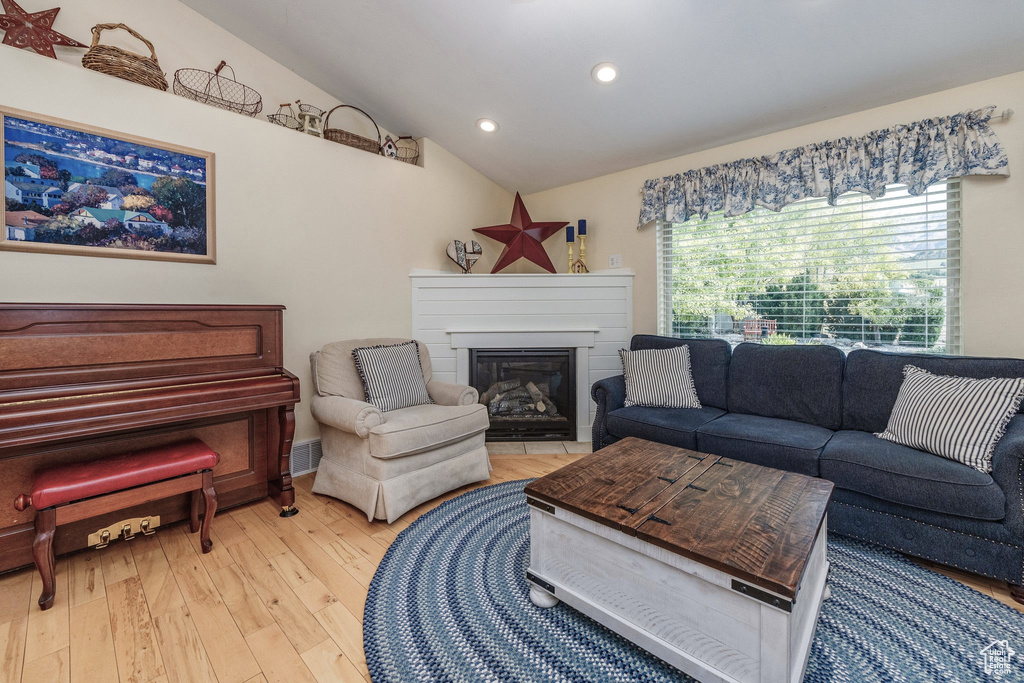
[877,365,1024,473]
[352,341,433,412]
[619,345,702,409]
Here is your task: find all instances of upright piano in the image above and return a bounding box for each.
[0,303,301,573]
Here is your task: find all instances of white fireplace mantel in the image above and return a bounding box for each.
[411,269,634,440]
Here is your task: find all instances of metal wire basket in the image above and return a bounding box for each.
[173,61,262,117]
[267,103,302,130]
[296,101,325,118]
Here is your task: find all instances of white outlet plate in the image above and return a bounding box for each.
[609,254,623,268]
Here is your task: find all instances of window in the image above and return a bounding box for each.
[657,180,961,354]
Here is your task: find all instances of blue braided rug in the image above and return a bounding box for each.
[364,480,1024,682]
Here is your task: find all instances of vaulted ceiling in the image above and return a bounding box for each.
[182,0,1024,193]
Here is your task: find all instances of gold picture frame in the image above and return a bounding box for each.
[1,106,215,264]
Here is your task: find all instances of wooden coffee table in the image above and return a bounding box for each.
[524,437,833,683]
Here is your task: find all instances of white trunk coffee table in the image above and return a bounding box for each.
[525,437,833,683]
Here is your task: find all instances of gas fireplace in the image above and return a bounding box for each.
[470,348,576,441]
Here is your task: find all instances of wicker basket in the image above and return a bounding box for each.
[395,136,420,165]
[323,105,381,154]
[82,23,168,91]
[173,61,262,117]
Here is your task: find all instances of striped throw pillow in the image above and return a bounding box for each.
[877,365,1024,473]
[619,345,702,409]
[352,341,433,412]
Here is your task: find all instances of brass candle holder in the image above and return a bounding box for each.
[572,233,589,273]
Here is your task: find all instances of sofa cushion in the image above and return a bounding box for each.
[695,413,832,476]
[620,345,701,409]
[820,430,1005,521]
[728,343,844,429]
[368,403,488,459]
[630,335,730,410]
[606,406,726,451]
[877,365,1024,473]
[843,349,1024,433]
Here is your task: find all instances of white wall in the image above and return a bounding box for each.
[1,41,511,442]
[525,71,1024,359]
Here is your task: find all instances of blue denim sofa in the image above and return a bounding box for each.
[592,334,1024,597]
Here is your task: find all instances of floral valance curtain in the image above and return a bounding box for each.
[638,106,1009,229]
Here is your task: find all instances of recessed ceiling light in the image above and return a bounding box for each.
[591,62,619,84]
[476,118,499,132]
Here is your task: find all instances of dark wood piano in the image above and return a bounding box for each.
[0,303,301,573]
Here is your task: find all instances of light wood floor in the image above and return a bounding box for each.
[0,442,1020,683]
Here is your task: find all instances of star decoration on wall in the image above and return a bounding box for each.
[473,192,568,273]
[0,0,85,59]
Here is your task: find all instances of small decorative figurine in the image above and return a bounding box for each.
[295,101,324,137]
[446,240,483,273]
[381,135,398,158]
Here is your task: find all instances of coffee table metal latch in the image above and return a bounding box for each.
[646,515,672,525]
[526,498,555,514]
[526,571,555,594]
[617,504,638,514]
[731,579,793,612]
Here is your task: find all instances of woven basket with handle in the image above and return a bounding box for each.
[395,136,420,165]
[82,23,168,91]
[323,105,381,154]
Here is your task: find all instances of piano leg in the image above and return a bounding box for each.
[33,507,57,610]
[200,470,217,552]
[271,405,299,518]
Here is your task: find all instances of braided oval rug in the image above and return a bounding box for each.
[364,480,1024,682]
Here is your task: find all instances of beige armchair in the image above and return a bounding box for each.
[309,338,491,523]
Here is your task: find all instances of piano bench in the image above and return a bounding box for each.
[13,438,220,611]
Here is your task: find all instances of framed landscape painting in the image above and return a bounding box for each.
[1,106,215,264]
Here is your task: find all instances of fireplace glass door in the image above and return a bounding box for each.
[470,349,575,441]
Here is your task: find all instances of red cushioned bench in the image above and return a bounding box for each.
[13,439,219,610]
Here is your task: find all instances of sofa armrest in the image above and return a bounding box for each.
[427,379,478,406]
[310,394,384,438]
[991,415,1024,538]
[591,375,626,450]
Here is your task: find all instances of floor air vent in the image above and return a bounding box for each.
[290,439,323,475]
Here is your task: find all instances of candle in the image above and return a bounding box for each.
[566,225,575,243]
[578,219,587,236]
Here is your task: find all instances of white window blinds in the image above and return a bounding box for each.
[657,180,961,354]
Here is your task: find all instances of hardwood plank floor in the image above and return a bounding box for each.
[0,442,1020,682]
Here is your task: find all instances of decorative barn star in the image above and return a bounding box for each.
[0,0,85,59]
[473,192,568,273]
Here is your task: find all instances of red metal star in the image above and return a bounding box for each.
[473,192,568,274]
[0,0,84,59]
